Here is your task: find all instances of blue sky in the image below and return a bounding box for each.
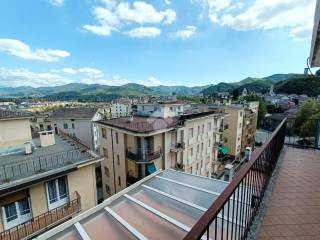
[0,0,316,87]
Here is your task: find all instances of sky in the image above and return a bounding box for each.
[0,0,317,88]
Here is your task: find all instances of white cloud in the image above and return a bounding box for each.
[0,39,70,62]
[49,0,64,6]
[126,27,161,38]
[194,0,316,40]
[0,67,71,87]
[83,0,175,37]
[62,68,77,74]
[170,26,197,39]
[164,0,171,5]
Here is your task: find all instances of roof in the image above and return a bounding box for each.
[0,110,32,120]
[310,0,320,67]
[0,135,102,195]
[96,111,222,134]
[51,108,98,120]
[36,169,244,240]
[97,116,181,134]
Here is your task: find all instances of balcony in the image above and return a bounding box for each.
[0,193,81,240]
[126,148,162,163]
[170,142,185,152]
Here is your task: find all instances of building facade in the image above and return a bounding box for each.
[96,103,224,198]
[0,110,102,239]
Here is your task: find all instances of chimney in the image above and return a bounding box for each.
[25,141,32,155]
[39,130,55,147]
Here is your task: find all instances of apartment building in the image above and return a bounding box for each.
[95,102,224,198]
[97,103,132,119]
[51,108,101,150]
[223,106,244,159]
[30,113,52,132]
[0,110,103,239]
[241,101,259,152]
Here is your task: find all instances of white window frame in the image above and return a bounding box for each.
[46,177,69,211]
[2,198,32,230]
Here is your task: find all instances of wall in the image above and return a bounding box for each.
[0,119,32,148]
[52,119,93,149]
[29,183,49,217]
[68,164,97,211]
[223,108,243,158]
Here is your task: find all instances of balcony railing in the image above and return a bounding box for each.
[126,148,162,163]
[183,118,286,240]
[0,192,81,240]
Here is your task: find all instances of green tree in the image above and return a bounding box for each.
[294,101,320,137]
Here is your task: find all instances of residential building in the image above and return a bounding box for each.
[50,108,101,150]
[241,101,259,152]
[0,110,32,148]
[0,110,103,239]
[222,106,244,159]
[97,103,132,119]
[30,113,52,133]
[95,102,224,198]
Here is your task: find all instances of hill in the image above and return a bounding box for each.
[274,75,320,96]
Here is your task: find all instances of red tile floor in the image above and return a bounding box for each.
[259,147,320,240]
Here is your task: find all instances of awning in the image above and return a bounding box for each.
[219,145,229,155]
[146,163,157,174]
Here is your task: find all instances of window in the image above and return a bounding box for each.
[240,111,243,117]
[102,128,107,139]
[2,198,32,230]
[239,123,242,128]
[118,176,121,186]
[197,126,200,135]
[188,128,193,137]
[46,177,69,210]
[197,145,199,153]
[63,123,68,129]
[190,148,193,157]
[208,139,211,147]
[105,184,110,193]
[71,123,75,129]
[103,147,108,158]
[202,124,204,134]
[201,143,204,151]
[104,167,109,177]
[115,132,119,144]
[4,203,17,222]
[208,122,212,131]
[117,155,120,165]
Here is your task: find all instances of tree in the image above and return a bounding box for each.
[232,88,239,100]
[294,101,320,137]
[240,94,267,127]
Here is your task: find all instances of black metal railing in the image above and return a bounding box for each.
[0,150,91,183]
[184,118,286,240]
[263,117,320,150]
[126,148,162,163]
[0,192,81,240]
[170,142,186,151]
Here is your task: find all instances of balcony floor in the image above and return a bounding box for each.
[259,147,320,239]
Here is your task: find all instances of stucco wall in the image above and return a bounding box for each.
[68,164,97,212]
[52,119,94,149]
[224,108,243,157]
[0,119,32,148]
[29,183,49,217]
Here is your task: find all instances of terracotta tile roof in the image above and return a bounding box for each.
[97,116,182,133]
[0,110,32,120]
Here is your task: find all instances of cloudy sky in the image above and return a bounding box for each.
[0,0,317,87]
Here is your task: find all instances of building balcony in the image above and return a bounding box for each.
[170,142,185,152]
[126,148,162,163]
[0,193,81,240]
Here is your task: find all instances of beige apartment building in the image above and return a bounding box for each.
[241,101,259,152]
[223,107,244,159]
[95,102,224,198]
[0,110,102,240]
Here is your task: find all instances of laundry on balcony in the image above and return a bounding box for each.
[219,144,229,155]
